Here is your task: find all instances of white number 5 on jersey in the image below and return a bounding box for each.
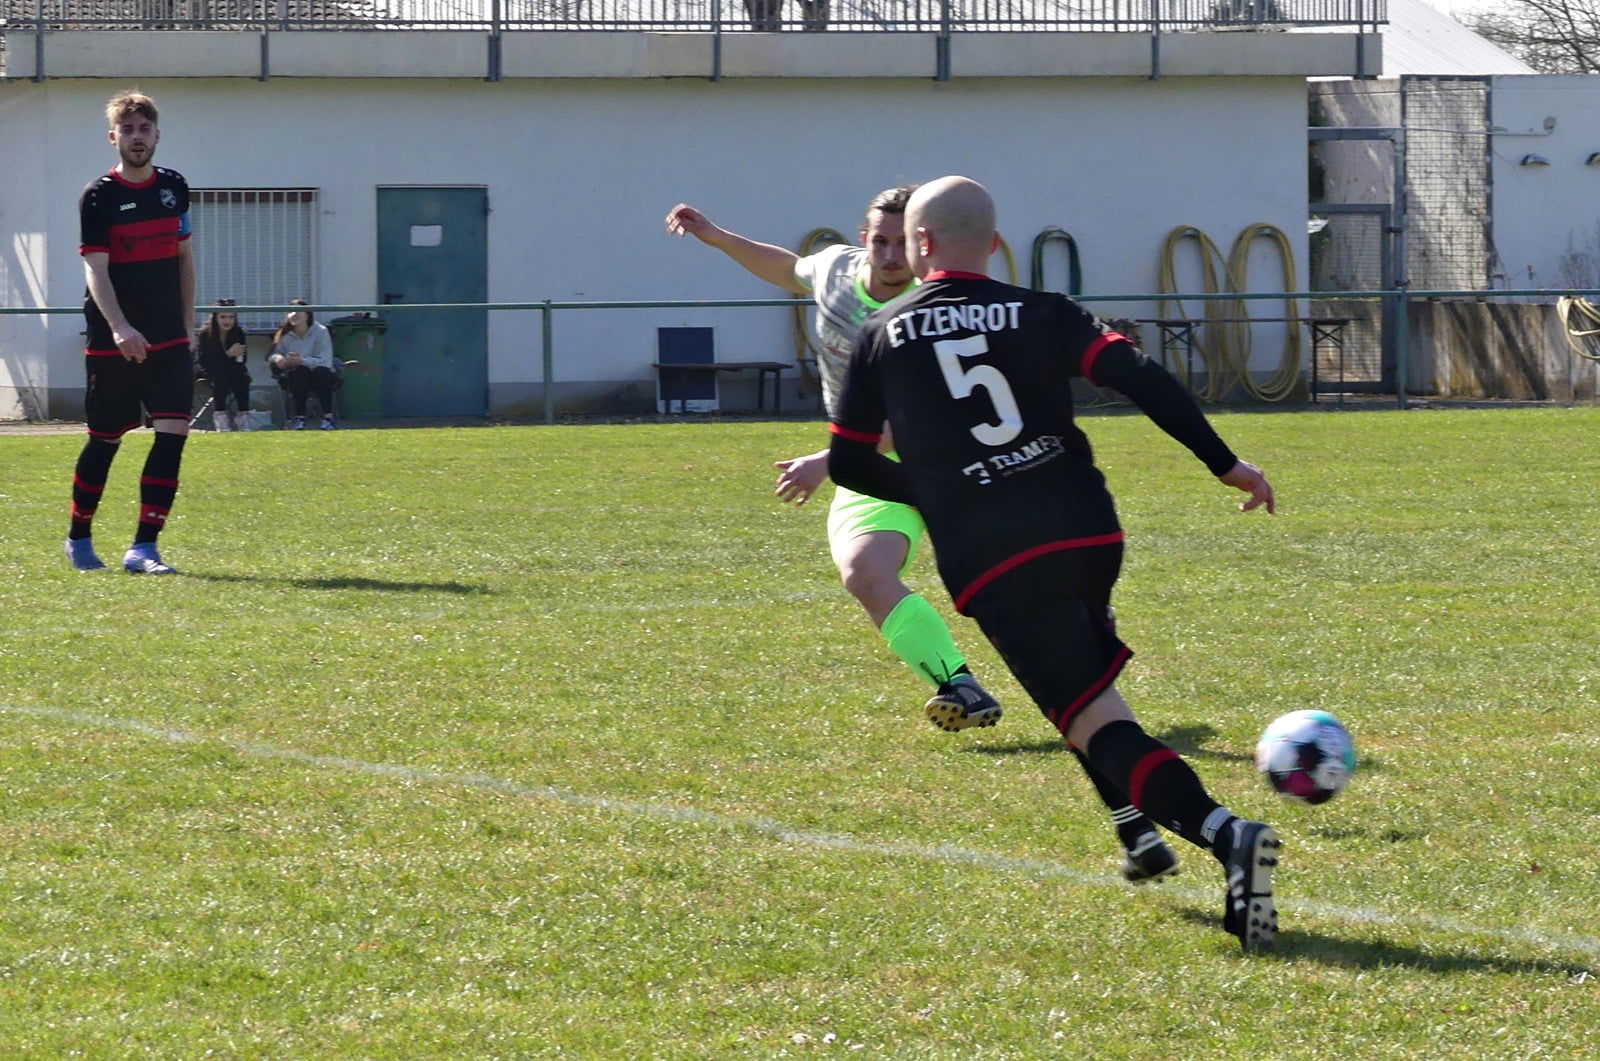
[933,334,1023,446]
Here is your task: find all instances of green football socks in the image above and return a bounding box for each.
[881,592,967,689]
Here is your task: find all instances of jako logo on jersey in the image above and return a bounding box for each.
[120,202,138,211]
[160,188,177,210]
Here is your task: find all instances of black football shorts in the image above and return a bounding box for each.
[85,344,194,438]
[963,542,1131,737]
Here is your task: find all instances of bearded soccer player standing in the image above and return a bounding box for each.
[829,176,1283,951]
[66,91,195,575]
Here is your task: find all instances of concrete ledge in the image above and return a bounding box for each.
[951,33,1149,78]
[4,29,491,79]
[271,31,489,78]
[716,32,935,78]
[7,28,1380,81]
[1158,31,1378,78]
[7,29,264,79]
[502,31,713,78]
[951,31,1378,78]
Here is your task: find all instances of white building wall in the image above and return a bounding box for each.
[2,74,1311,417]
[0,89,51,419]
[1489,75,1600,291]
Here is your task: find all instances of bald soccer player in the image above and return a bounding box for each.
[829,176,1284,951]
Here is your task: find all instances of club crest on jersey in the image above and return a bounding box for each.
[160,187,177,210]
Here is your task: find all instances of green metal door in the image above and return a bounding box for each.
[376,187,488,417]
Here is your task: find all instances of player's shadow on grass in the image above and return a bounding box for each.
[967,723,1251,763]
[187,573,490,595]
[1173,908,1594,978]
[1151,724,1252,763]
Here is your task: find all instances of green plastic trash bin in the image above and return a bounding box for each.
[328,314,387,420]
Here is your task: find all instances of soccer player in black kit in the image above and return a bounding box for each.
[828,176,1283,952]
[66,92,195,575]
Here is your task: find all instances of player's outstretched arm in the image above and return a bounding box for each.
[664,203,806,294]
[1219,460,1276,514]
[774,448,831,506]
[1089,342,1278,512]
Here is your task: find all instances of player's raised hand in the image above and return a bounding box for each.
[774,449,831,506]
[1219,459,1275,514]
[665,204,717,243]
[114,326,150,363]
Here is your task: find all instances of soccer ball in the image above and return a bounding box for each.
[1254,710,1356,805]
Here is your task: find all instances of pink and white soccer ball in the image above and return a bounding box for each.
[1254,710,1356,805]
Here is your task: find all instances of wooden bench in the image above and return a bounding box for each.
[653,360,789,414]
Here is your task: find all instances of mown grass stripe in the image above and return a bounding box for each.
[7,700,1597,964]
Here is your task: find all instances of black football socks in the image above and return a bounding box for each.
[133,431,186,546]
[1085,719,1235,860]
[1068,743,1163,852]
[68,437,120,540]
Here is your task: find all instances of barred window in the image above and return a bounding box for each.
[189,188,318,331]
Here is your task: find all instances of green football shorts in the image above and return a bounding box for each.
[826,484,925,576]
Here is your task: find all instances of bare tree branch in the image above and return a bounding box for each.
[1464,0,1600,72]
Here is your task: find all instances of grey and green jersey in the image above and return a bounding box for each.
[794,243,897,420]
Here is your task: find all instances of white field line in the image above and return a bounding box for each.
[6,701,1598,964]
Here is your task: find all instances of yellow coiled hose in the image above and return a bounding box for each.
[993,234,1017,286]
[1557,296,1600,362]
[1157,224,1303,403]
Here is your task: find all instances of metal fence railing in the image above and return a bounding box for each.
[10,286,1600,424]
[2,0,1385,31]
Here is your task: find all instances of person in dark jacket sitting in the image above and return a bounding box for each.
[196,298,253,431]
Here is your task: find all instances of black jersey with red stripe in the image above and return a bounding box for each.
[79,167,191,357]
[830,273,1236,612]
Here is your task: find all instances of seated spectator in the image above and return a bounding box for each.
[196,298,253,431]
[268,298,337,430]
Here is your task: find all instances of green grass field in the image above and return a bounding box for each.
[2,407,1597,1058]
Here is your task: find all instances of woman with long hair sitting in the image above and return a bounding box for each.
[268,298,337,430]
